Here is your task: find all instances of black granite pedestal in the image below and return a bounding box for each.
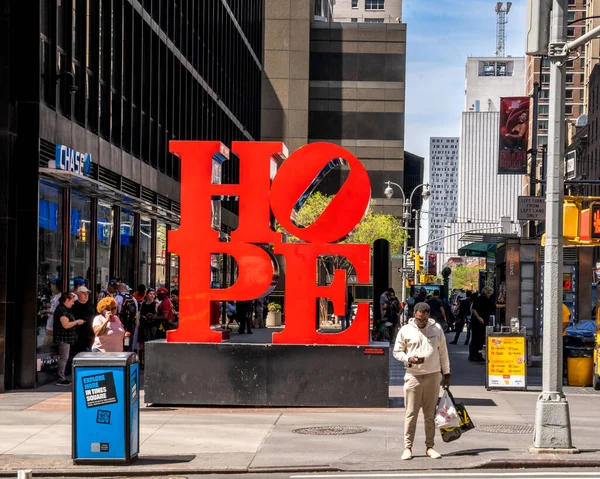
[144,340,390,407]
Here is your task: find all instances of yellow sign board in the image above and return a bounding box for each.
[486,335,526,389]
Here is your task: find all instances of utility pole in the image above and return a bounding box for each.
[527,0,600,448]
[413,209,420,286]
[529,81,540,238]
[527,0,575,453]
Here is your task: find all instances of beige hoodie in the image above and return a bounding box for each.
[393,318,450,377]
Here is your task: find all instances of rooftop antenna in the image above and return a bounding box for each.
[495,2,512,57]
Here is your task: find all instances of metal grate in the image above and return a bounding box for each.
[540,248,577,263]
[172,201,181,215]
[97,165,121,190]
[292,426,370,436]
[122,177,140,198]
[157,194,171,210]
[141,186,157,204]
[40,138,56,167]
[477,424,534,434]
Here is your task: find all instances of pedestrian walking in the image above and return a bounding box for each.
[449,291,471,345]
[469,287,493,362]
[393,302,451,460]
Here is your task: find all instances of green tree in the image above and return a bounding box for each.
[450,264,480,291]
[278,192,406,324]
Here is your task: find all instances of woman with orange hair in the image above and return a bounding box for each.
[92,297,127,352]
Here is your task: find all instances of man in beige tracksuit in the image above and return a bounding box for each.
[393,302,451,460]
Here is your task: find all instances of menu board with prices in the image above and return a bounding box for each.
[486,335,527,390]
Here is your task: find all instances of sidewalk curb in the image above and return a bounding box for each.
[3,458,600,476]
[0,466,340,477]
[477,459,600,469]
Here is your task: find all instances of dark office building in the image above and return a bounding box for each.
[0,0,264,391]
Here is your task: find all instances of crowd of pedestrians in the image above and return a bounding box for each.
[45,277,178,386]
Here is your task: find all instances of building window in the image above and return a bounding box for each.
[568,0,575,5]
[565,105,573,115]
[567,27,575,38]
[170,252,179,292]
[96,201,114,290]
[156,223,168,288]
[351,17,358,22]
[542,58,551,69]
[365,17,384,22]
[539,105,549,116]
[37,182,64,349]
[365,0,385,10]
[352,0,358,7]
[568,12,575,22]
[542,74,550,84]
[538,120,549,131]
[566,74,574,84]
[566,89,574,99]
[119,209,136,287]
[70,191,92,290]
[139,216,152,288]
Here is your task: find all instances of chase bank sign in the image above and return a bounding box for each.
[55,144,91,177]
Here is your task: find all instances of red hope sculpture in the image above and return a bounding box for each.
[167,141,372,345]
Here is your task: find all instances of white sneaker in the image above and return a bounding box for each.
[401,448,413,460]
[426,447,442,459]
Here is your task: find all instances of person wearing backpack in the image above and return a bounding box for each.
[117,284,138,351]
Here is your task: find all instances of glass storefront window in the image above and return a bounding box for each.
[170,253,179,292]
[156,223,167,288]
[140,216,152,288]
[37,182,63,348]
[69,191,91,290]
[96,201,114,292]
[119,209,136,287]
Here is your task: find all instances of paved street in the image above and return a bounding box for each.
[1,331,600,477]
[29,469,600,478]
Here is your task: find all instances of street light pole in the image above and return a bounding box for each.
[384,181,429,303]
[414,209,420,285]
[531,0,576,453]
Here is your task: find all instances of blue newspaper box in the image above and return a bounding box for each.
[72,352,139,464]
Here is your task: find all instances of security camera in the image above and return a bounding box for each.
[384,186,394,199]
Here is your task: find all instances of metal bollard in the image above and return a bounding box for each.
[17,471,32,479]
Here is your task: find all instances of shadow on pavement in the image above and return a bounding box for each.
[445,448,510,456]
[134,455,196,465]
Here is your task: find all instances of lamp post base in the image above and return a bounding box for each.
[530,393,578,452]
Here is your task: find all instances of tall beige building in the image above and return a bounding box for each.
[332,0,402,23]
[584,0,600,113]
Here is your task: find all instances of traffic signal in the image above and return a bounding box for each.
[415,254,424,272]
[563,202,580,240]
[420,274,426,284]
[591,202,600,239]
[80,224,86,242]
[409,249,415,261]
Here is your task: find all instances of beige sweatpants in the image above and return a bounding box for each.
[403,372,442,449]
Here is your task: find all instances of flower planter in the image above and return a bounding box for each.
[266,311,282,327]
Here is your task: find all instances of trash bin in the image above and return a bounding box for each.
[566,346,594,387]
[72,352,139,464]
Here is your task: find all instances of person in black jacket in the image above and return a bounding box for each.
[449,291,471,345]
[71,286,96,355]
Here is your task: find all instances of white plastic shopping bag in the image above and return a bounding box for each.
[435,389,460,428]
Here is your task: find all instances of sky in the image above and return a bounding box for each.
[402,0,527,164]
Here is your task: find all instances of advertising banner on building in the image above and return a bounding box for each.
[498,97,530,174]
[427,253,437,275]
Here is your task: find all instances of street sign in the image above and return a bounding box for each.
[517,196,546,221]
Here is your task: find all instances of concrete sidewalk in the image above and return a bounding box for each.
[1,334,599,476]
